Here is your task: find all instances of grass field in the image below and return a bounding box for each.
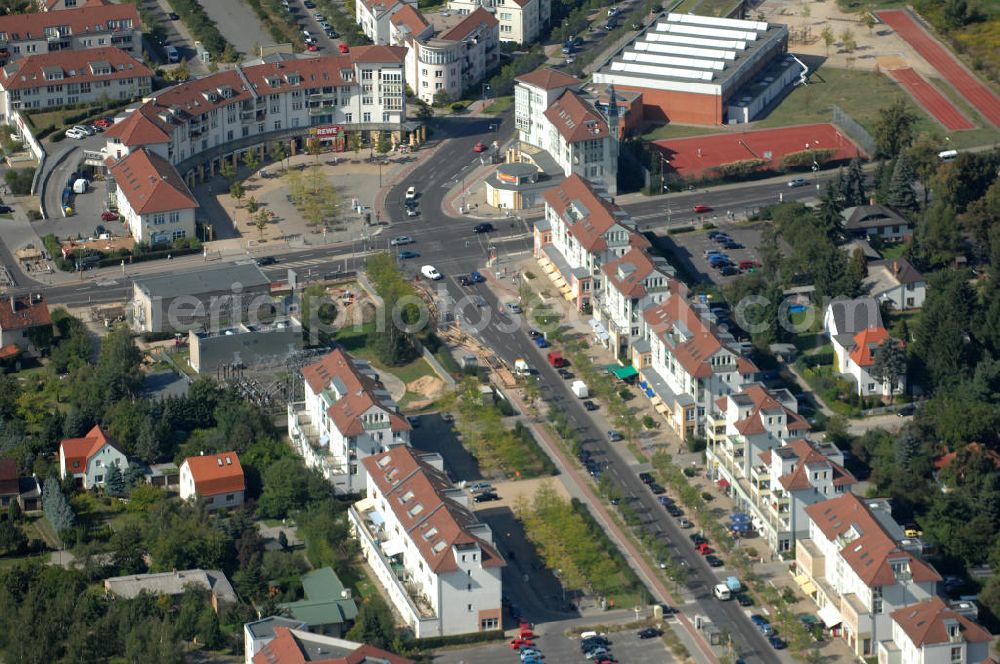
[674,0,741,16]
[642,123,727,141]
[926,77,1000,149]
[333,321,436,386]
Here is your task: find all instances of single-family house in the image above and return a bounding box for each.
[0,457,41,512]
[841,205,912,241]
[824,298,905,397]
[58,425,128,490]
[251,627,414,664]
[864,259,926,310]
[243,616,307,664]
[107,148,198,246]
[0,294,51,352]
[178,451,246,510]
[879,596,994,664]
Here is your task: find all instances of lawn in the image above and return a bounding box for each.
[641,123,727,141]
[333,321,436,386]
[925,77,1000,149]
[483,96,513,114]
[879,242,908,261]
[674,0,742,16]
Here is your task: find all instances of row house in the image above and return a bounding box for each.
[514,69,619,195]
[106,147,198,245]
[824,298,906,398]
[636,289,757,441]
[350,446,504,637]
[880,597,993,664]
[796,493,942,658]
[597,246,675,358]
[0,2,140,66]
[0,46,150,122]
[447,0,551,44]
[532,174,647,313]
[103,49,407,181]
[288,349,412,494]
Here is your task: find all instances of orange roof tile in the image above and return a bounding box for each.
[730,384,809,436]
[182,452,245,497]
[439,7,497,40]
[350,44,406,64]
[543,89,608,143]
[776,439,855,492]
[0,2,138,42]
[0,295,50,332]
[108,148,197,215]
[60,425,123,475]
[603,247,666,298]
[0,344,20,361]
[543,174,629,252]
[363,447,504,574]
[0,457,17,496]
[0,46,150,91]
[848,327,894,368]
[389,4,429,35]
[105,106,171,146]
[934,442,1000,472]
[516,67,581,90]
[253,627,415,664]
[891,597,992,648]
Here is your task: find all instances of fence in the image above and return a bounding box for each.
[831,105,877,157]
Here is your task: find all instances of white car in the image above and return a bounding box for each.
[72,124,95,136]
[421,265,442,280]
[64,128,87,139]
[390,235,413,246]
[787,176,808,187]
[405,186,416,200]
[406,207,419,217]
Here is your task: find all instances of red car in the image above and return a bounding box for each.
[338,43,349,53]
[94,118,114,128]
[101,211,119,221]
[306,43,318,51]
[473,142,487,153]
[693,204,712,213]
[696,542,713,555]
[510,638,534,649]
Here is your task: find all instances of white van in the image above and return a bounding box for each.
[713,584,732,600]
[165,45,180,63]
[938,149,958,162]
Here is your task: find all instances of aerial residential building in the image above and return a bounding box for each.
[288,349,411,494]
[637,289,757,441]
[129,263,273,334]
[514,69,619,194]
[104,569,238,612]
[243,616,307,664]
[178,451,246,509]
[0,2,141,66]
[447,0,551,44]
[533,174,646,313]
[350,446,504,637]
[0,47,150,122]
[103,50,408,186]
[864,259,926,311]
[598,246,675,357]
[277,567,359,637]
[880,596,994,664]
[825,298,905,398]
[796,493,942,658]
[396,8,499,105]
[106,148,197,246]
[356,0,418,45]
[58,425,128,490]
[0,294,51,352]
[841,205,913,242]
[251,627,414,664]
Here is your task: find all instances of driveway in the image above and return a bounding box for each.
[198,0,272,56]
[142,0,208,73]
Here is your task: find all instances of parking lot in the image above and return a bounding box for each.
[658,222,771,286]
[141,0,208,73]
[433,622,675,664]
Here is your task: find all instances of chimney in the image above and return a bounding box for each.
[892,261,900,276]
[9,296,14,313]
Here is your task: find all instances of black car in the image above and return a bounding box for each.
[474,491,500,503]
[690,533,708,545]
[473,222,494,233]
[583,400,598,411]
[631,22,642,30]
[705,554,724,567]
[558,368,574,380]
[724,241,743,250]
[304,0,315,6]
[736,593,754,606]
[666,505,683,517]
[168,11,179,19]
[528,329,543,338]
[256,255,278,266]
[649,483,666,495]
[638,472,654,484]
[581,635,610,648]
[721,266,740,276]
[637,627,662,639]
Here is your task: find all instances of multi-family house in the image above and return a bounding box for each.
[179,451,246,510]
[824,297,905,397]
[103,50,407,184]
[251,627,415,664]
[288,349,411,494]
[637,289,757,441]
[0,47,150,122]
[106,148,198,245]
[447,0,550,44]
[0,2,141,67]
[0,294,51,352]
[796,493,942,657]
[864,259,926,311]
[396,7,499,105]
[880,596,994,664]
[356,0,418,45]
[350,446,504,637]
[59,425,128,490]
[533,174,646,312]
[841,205,913,242]
[598,246,675,357]
[514,69,619,194]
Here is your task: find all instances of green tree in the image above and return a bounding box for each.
[269,141,288,172]
[219,160,236,183]
[816,181,842,239]
[104,464,126,497]
[0,520,26,555]
[886,154,918,212]
[821,26,835,54]
[110,522,146,575]
[8,499,22,523]
[346,595,396,648]
[912,269,976,389]
[41,477,74,536]
[841,157,867,207]
[961,179,1000,259]
[873,158,893,204]
[349,131,362,155]
[229,180,244,204]
[915,200,962,267]
[254,209,269,240]
[871,338,906,398]
[375,131,392,155]
[862,8,877,33]
[840,28,857,53]
[96,329,143,402]
[847,247,868,294]
[873,98,919,158]
[244,149,260,174]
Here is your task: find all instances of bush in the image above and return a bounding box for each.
[35,124,57,140]
[781,148,837,171]
[27,209,42,221]
[5,168,35,195]
[407,630,505,650]
[163,0,232,59]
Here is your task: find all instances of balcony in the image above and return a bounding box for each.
[287,402,350,492]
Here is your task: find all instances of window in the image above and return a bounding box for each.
[95,475,103,483]
[362,112,371,122]
[951,646,962,662]
[168,211,180,224]
[467,583,471,591]
[226,493,235,503]
[481,618,498,630]
[467,604,472,612]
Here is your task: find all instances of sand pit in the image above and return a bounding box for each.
[406,375,445,408]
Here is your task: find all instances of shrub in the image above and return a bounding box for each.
[781,148,837,171]
[5,168,35,195]
[27,209,42,221]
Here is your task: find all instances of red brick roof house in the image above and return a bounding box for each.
[885,596,993,664]
[179,451,245,510]
[252,627,414,664]
[59,425,128,490]
[0,294,51,353]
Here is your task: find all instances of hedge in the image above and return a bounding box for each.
[94,245,201,268]
[406,629,505,650]
[164,0,232,58]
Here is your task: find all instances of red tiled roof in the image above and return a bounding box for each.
[253,627,415,664]
[934,442,1000,472]
[182,452,245,497]
[60,425,124,475]
[0,295,50,332]
[0,344,20,361]
[104,106,170,146]
[350,44,406,64]
[603,247,665,298]
[777,439,855,492]
[0,457,17,496]
[516,67,580,90]
[389,4,429,35]
[439,7,497,41]
[359,0,396,14]
[891,597,992,648]
[543,174,627,252]
[0,47,150,91]
[302,349,410,437]
[108,148,197,215]
[643,292,748,379]
[363,447,505,574]
[804,493,941,587]
[730,384,809,437]
[0,2,139,41]
[848,327,896,368]
[544,89,608,143]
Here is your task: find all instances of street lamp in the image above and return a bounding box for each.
[481,83,491,108]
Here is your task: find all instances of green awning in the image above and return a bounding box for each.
[611,365,638,380]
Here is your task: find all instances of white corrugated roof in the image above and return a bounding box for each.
[657,22,760,41]
[622,51,726,71]
[645,32,747,51]
[667,12,768,31]
[634,40,737,61]
[592,70,721,96]
[610,61,714,80]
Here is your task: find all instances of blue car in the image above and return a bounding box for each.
[534,336,550,348]
[708,254,730,265]
[468,270,485,283]
[768,635,786,649]
[398,250,420,259]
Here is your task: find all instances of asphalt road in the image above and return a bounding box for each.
[197,0,272,56]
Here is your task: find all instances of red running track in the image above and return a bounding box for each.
[888,67,974,131]
[880,9,1000,129]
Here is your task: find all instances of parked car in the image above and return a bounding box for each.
[474,491,500,503]
[398,250,421,260]
[533,336,550,348]
[338,43,349,53]
[723,241,743,250]
[639,472,654,484]
[420,265,442,280]
[582,400,598,411]
[94,118,114,129]
[168,11,179,20]
[0,205,12,214]
[467,482,492,494]
[705,554,724,567]
[474,222,494,233]
[649,483,665,495]
[677,517,693,528]
[607,430,623,442]
[505,302,522,314]
[100,210,119,221]
[666,505,683,516]
[736,593,754,606]
[510,639,534,649]
[638,627,662,639]
[473,142,487,152]
[690,533,708,545]
[721,266,740,276]
[390,235,413,246]
[557,368,574,380]
[64,127,87,139]
[405,186,416,199]
[255,255,278,266]
[768,635,786,649]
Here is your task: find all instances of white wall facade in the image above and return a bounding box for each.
[0,70,149,122]
[448,0,549,44]
[59,443,128,490]
[115,194,196,246]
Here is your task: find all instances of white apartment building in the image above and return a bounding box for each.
[288,349,412,494]
[107,148,197,245]
[103,50,407,184]
[0,2,141,66]
[598,246,675,357]
[0,46,150,122]
[637,289,758,441]
[447,0,551,44]
[881,597,993,664]
[532,174,646,313]
[350,446,504,637]
[356,0,418,45]
[797,493,942,658]
[396,8,499,105]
